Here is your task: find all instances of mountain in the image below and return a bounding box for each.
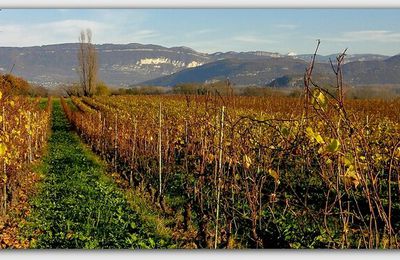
[0,42,396,88]
[294,53,389,64]
[0,44,291,88]
[342,55,400,85]
[0,43,212,87]
[140,57,338,86]
[140,54,400,87]
[267,75,303,88]
[210,51,284,60]
[266,55,400,87]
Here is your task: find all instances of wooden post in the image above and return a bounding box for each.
[132,117,137,163]
[158,103,162,196]
[2,106,6,214]
[114,113,118,170]
[28,111,32,163]
[131,117,137,188]
[214,106,225,249]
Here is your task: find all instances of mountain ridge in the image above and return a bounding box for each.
[139,54,400,87]
[0,42,396,88]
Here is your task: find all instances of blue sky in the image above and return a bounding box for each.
[0,9,399,55]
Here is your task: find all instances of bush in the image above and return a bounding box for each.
[96,82,111,96]
[1,74,30,93]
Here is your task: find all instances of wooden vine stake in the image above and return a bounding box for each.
[114,113,118,170]
[2,106,6,214]
[130,117,137,187]
[214,105,225,249]
[28,111,32,163]
[158,102,162,196]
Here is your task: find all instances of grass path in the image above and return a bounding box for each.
[22,99,173,249]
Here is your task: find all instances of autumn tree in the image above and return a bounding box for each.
[78,29,97,97]
[95,81,111,96]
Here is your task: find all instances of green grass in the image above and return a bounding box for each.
[65,97,78,111]
[22,99,174,249]
[38,97,49,110]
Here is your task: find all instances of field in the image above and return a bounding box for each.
[0,85,399,248]
[1,8,400,251]
[62,93,399,248]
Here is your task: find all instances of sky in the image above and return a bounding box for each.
[0,9,399,55]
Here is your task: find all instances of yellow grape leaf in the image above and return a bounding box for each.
[306,126,324,144]
[243,155,252,169]
[374,154,383,164]
[281,127,289,137]
[0,143,6,156]
[345,168,360,188]
[326,138,340,153]
[395,148,400,159]
[317,91,328,111]
[343,157,352,167]
[268,169,279,182]
[311,89,328,111]
[305,127,315,140]
[0,90,2,100]
[315,134,325,144]
[325,158,332,165]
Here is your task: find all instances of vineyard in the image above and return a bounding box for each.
[0,94,51,213]
[0,89,51,247]
[1,7,400,251]
[60,91,399,248]
[0,69,399,249]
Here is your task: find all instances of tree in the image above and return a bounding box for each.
[95,81,111,96]
[78,29,97,97]
[63,83,82,97]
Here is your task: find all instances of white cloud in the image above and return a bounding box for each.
[105,30,160,45]
[325,30,400,43]
[133,30,159,38]
[233,35,276,44]
[274,24,299,30]
[43,19,108,31]
[0,19,111,46]
[0,18,161,47]
[186,28,219,37]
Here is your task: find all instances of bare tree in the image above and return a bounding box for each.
[78,29,97,97]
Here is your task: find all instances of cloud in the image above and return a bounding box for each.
[134,30,158,37]
[0,19,111,46]
[325,30,400,43]
[0,18,161,46]
[120,30,160,42]
[233,35,276,44]
[186,28,219,37]
[38,19,111,37]
[274,24,299,30]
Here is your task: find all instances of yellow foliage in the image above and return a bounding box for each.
[243,155,252,169]
[268,169,280,183]
[0,143,6,157]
